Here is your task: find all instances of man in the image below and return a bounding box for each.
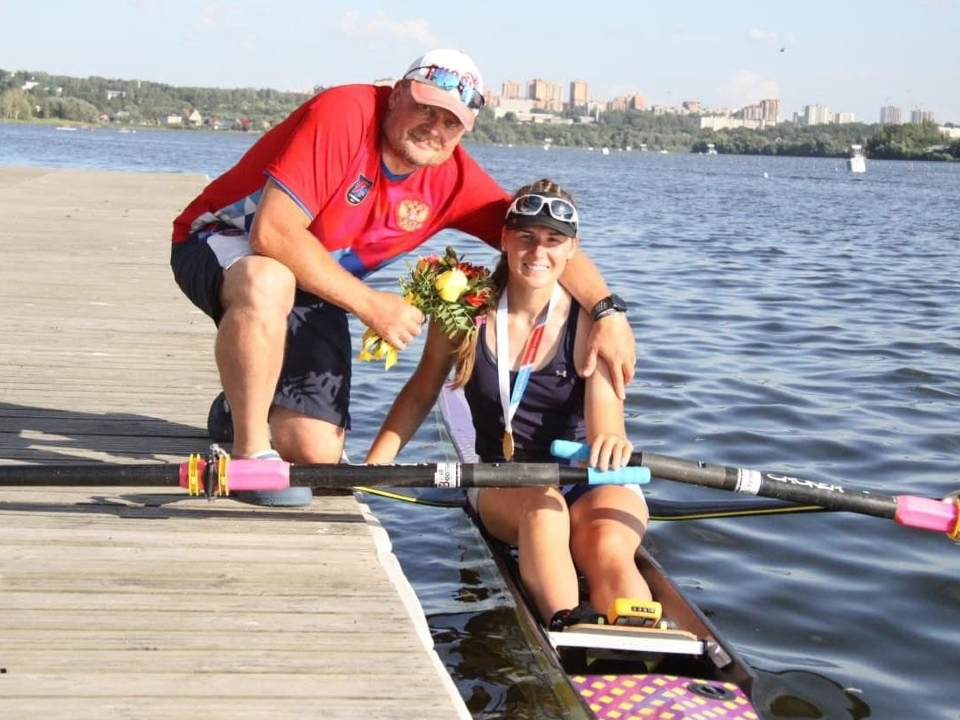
[170,49,634,485]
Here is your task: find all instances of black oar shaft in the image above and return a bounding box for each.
[0,464,177,486]
[0,461,607,489]
[636,451,898,520]
[287,463,569,488]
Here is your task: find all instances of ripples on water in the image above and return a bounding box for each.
[3,124,959,719]
[368,149,960,720]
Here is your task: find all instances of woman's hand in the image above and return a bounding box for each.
[586,434,634,472]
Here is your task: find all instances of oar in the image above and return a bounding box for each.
[551,440,960,541]
[0,451,650,497]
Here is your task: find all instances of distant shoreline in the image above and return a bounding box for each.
[3,118,958,163]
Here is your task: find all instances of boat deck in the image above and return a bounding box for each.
[0,166,469,720]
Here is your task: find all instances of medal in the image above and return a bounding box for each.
[496,286,560,463]
[502,431,515,461]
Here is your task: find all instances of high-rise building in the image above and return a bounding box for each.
[606,97,629,112]
[606,94,645,112]
[569,80,590,109]
[880,105,901,124]
[910,108,935,123]
[759,98,780,124]
[501,80,523,100]
[802,104,832,125]
[528,78,564,112]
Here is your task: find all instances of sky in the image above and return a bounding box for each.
[1,0,958,124]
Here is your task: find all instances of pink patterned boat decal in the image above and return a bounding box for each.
[570,674,758,720]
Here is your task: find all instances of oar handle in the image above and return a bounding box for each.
[552,440,960,540]
[552,440,591,462]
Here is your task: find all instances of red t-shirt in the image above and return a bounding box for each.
[172,85,507,278]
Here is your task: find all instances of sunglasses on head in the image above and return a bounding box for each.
[404,65,486,111]
[506,194,579,232]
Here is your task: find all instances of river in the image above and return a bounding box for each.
[3,122,959,719]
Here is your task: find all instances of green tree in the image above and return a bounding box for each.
[41,96,101,122]
[0,89,34,120]
[866,121,948,159]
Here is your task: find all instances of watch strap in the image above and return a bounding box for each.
[590,294,627,322]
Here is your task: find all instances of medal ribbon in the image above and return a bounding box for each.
[496,285,561,460]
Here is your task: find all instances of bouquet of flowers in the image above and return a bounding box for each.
[359,246,494,370]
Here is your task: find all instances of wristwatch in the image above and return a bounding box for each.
[590,294,628,322]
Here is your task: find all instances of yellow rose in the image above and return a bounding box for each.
[434,268,469,302]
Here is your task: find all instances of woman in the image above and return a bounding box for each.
[365,179,651,629]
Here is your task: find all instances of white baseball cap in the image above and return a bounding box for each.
[402,49,485,131]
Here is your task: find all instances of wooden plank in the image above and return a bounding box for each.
[0,526,373,549]
[0,698,457,720]
[1,629,420,652]
[0,591,409,614]
[1,648,429,673]
[0,610,424,633]
[0,672,452,696]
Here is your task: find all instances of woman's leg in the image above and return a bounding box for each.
[477,487,579,623]
[569,486,652,617]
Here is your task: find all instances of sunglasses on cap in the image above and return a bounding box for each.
[506,194,579,233]
[404,65,486,111]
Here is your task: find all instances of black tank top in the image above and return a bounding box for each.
[464,301,587,462]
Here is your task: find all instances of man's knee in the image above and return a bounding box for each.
[270,408,345,464]
[221,255,296,315]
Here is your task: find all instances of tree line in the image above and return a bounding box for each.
[0,68,315,127]
[2,67,957,161]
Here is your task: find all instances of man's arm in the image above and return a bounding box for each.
[560,251,636,399]
[365,322,455,463]
[250,180,424,350]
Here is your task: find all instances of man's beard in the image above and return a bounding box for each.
[393,131,445,168]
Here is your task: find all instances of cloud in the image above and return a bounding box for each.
[129,0,158,12]
[718,70,781,108]
[747,28,796,46]
[193,2,244,32]
[338,10,441,46]
[747,28,779,43]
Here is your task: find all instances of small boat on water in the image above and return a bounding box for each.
[437,386,760,719]
[847,144,866,174]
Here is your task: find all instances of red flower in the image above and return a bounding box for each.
[462,287,491,308]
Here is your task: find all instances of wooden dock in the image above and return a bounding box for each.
[0,166,470,720]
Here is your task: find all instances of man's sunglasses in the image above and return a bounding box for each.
[404,65,486,111]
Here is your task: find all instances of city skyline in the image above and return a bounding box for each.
[1,1,957,125]
[492,76,933,126]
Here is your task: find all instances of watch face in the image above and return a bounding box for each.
[611,294,627,311]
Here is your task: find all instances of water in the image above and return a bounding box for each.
[4,122,960,719]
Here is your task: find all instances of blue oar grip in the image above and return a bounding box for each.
[587,466,650,485]
[551,439,591,462]
[552,440,650,485]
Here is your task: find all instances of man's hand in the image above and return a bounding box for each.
[578,313,636,400]
[358,290,425,351]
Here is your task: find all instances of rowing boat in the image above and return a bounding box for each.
[437,385,761,719]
